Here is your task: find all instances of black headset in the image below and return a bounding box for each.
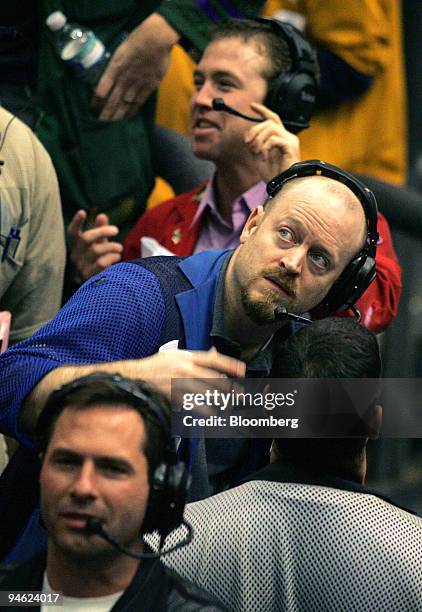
[254,17,318,133]
[36,373,190,541]
[266,160,379,314]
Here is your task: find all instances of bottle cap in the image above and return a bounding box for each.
[46,11,67,31]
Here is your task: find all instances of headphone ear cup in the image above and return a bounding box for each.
[265,71,317,133]
[321,253,376,314]
[265,72,288,115]
[141,461,189,537]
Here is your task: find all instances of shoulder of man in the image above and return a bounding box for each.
[123,183,208,259]
[143,183,207,222]
[164,564,228,611]
[0,552,45,590]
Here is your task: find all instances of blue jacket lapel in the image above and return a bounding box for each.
[176,250,230,350]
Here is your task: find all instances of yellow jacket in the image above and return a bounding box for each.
[263,0,407,185]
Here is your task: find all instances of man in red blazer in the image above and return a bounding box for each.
[69,20,401,333]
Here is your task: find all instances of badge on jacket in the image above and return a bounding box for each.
[171,228,182,245]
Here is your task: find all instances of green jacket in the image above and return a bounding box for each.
[37,0,264,236]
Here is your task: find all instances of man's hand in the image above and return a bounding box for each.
[67,210,123,282]
[142,348,246,405]
[244,103,300,182]
[21,348,246,433]
[93,13,180,121]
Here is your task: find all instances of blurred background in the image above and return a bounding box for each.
[367,1,422,512]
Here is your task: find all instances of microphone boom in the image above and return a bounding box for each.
[85,517,193,559]
[274,306,312,325]
[212,98,263,123]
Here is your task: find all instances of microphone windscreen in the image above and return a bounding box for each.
[212,98,226,111]
[85,517,104,535]
[274,306,312,325]
[274,306,289,321]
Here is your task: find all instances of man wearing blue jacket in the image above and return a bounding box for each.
[1,158,372,462]
[0,162,374,564]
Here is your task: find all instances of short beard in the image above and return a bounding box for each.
[240,285,279,326]
[49,532,117,563]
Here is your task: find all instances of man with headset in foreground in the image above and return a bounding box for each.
[0,374,225,611]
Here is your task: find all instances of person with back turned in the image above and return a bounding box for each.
[162,318,422,612]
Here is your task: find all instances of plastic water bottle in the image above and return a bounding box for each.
[46,11,111,86]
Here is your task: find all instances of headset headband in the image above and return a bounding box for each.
[36,372,173,456]
[256,17,316,73]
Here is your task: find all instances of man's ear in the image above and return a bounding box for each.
[368,403,383,439]
[240,206,265,243]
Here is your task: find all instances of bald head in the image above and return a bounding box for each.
[280,175,365,214]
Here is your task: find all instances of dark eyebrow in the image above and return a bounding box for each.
[193,68,239,82]
[213,70,240,84]
[49,448,135,473]
[50,448,82,461]
[96,457,135,473]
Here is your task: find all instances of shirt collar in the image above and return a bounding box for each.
[243,459,418,515]
[190,176,216,230]
[190,172,267,230]
[209,251,280,376]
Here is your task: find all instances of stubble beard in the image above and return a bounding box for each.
[240,284,280,326]
[240,273,298,326]
[48,526,117,563]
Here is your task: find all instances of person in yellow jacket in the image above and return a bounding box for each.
[262,0,407,186]
[156,0,407,188]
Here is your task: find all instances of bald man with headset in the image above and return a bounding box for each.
[1,159,378,512]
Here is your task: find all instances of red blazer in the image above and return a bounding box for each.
[123,183,402,334]
[123,184,206,260]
